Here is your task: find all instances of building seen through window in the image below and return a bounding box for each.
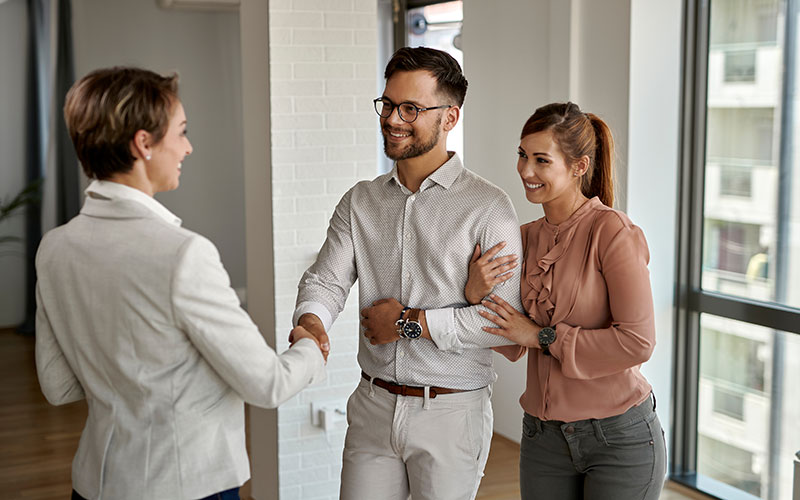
[694,0,800,498]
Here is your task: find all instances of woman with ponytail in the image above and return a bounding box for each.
[464,102,665,499]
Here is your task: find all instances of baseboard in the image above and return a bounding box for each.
[665,480,717,500]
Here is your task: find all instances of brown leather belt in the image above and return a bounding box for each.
[361,371,469,398]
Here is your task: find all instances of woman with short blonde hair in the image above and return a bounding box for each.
[37,67,327,500]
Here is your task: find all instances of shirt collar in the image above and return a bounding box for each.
[386,151,464,191]
[85,180,183,227]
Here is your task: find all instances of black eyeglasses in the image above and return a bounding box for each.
[373,98,452,123]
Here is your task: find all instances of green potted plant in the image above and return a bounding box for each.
[0,179,43,245]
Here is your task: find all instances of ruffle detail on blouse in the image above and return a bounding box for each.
[521,197,601,325]
[522,229,579,324]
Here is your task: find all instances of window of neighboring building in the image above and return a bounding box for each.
[712,386,746,420]
[709,0,778,45]
[698,436,763,497]
[724,50,757,82]
[703,220,762,276]
[719,165,752,197]
[700,324,766,393]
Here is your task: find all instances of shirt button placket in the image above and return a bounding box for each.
[401,194,415,304]
[396,343,405,381]
[398,194,415,382]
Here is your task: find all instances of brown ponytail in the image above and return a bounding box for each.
[584,113,614,208]
[520,102,616,208]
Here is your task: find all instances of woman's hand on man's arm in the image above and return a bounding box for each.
[464,241,519,304]
[479,293,540,348]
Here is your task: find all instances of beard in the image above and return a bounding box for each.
[382,114,442,161]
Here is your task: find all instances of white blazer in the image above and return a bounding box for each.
[35,181,325,500]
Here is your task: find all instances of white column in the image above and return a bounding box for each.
[268,1,378,498]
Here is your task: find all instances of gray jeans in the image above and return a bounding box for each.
[519,395,666,500]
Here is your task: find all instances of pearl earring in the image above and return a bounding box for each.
[145,155,151,161]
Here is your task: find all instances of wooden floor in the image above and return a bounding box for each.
[0,327,87,499]
[0,327,696,500]
[477,434,522,499]
[476,434,699,500]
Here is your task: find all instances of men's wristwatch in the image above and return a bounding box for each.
[396,308,423,339]
[538,326,557,356]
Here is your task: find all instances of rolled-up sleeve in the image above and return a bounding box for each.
[293,187,358,329]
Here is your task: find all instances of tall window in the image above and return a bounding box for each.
[677,1,800,499]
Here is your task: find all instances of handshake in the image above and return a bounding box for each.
[289,313,331,362]
[286,297,412,362]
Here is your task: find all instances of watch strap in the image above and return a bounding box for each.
[397,308,423,340]
[397,306,410,323]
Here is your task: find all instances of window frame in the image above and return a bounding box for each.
[673,0,800,499]
[388,0,457,50]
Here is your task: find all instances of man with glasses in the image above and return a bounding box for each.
[292,46,523,500]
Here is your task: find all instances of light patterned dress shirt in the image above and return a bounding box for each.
[294,153,523,389]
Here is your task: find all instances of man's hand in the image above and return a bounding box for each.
[360,298,404,345]
[289,325,324,356]
[292,313,330,361]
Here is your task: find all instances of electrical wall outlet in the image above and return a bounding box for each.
[310,400,347,431]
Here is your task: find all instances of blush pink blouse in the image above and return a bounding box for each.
[496,197,655,422]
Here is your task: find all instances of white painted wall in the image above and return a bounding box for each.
[268,1,377,498]
[627,0,682,457]
[463,0,682,450]
[71,0,246,288]
[238,1,276,498]
[461,0,549,443]
[0,0,29,327]
[572,0,631,210]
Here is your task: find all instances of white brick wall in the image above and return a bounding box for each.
[269,1,377,498]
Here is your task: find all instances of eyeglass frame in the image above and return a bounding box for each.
[373,97,453,123]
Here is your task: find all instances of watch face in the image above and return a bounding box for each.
[538,326,556,345]
[402,321,423,339]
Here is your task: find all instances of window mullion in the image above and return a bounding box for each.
[673,0,711,478]
[693,290,800,335]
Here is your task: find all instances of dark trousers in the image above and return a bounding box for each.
[72,487,240,500]
[519,395,666,500]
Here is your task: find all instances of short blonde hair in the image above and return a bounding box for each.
[64,67,179,180]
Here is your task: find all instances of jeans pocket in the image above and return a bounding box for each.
[603,417,655,450]
[521,415,541,442]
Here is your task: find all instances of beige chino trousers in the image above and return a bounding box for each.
[340,377,493,500]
